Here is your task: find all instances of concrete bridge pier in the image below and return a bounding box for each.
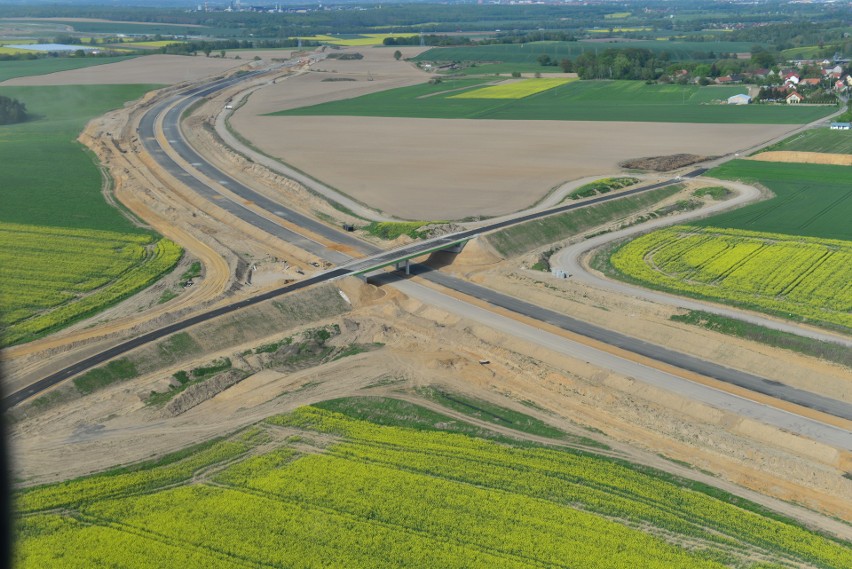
[395,259,411,275]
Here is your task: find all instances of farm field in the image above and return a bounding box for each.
[15,401,852,568]
[415,40,764,64]
[2,54,242,86]
[450,77,575,98]
[0,83,179,344]
[446,62,569,76]
[605,161,851,329]
[610,226,852,329]
[273,79,831,123]
[0,84,160,230]
[236,68,792,219]
[699,161,852,240]
[3,19,216,37]
[0,223,181,346]
[0,55,137,83]
[759,128,852,155]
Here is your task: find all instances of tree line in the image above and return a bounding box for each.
[569,48,669,80]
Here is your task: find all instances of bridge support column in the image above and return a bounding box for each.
[394,259,411,275]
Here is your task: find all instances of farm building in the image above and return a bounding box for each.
[727,94,752,105]
[830,122,851,130]
[785,92,804,104]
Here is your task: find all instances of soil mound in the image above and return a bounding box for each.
[620,154,712,171]
[164,369,247,417]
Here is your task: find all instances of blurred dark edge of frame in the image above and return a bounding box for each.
[1,358,11,569]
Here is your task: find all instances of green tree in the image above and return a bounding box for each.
[393,50,402,61]
[0,95,28,125]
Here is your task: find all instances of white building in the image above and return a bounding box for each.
[727,94,752,105]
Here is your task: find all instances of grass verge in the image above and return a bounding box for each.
[73,358,139,395]
[671,310,851,368]
[486,185,682,257]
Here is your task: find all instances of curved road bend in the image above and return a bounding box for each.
[139,74,376,263]
[550,180,852,348]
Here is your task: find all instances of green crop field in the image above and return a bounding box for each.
[273,79,833,124]
[611,226,852,329]
[701,161,852,240]
[15,400,852,568]
[0,84,160,231]
[12,19,215,37]
[0,56,137,83]
[415,40,763,64]
[760,128,852,155]
[0,83,178,345]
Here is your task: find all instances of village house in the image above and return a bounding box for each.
[785,92,804,104]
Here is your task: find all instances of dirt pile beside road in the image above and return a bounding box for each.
[620,153,714,171]
[164,369,248,417]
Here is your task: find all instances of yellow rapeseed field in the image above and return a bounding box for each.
[610,225,852,328]
[295,33,418,47]
[0,46,37,55]
[451,78,576,99]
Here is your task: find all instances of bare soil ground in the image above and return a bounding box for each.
[749,150,852,166]
[1,54,243,86]
[231,113,792,220]
[229,53,794,220]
